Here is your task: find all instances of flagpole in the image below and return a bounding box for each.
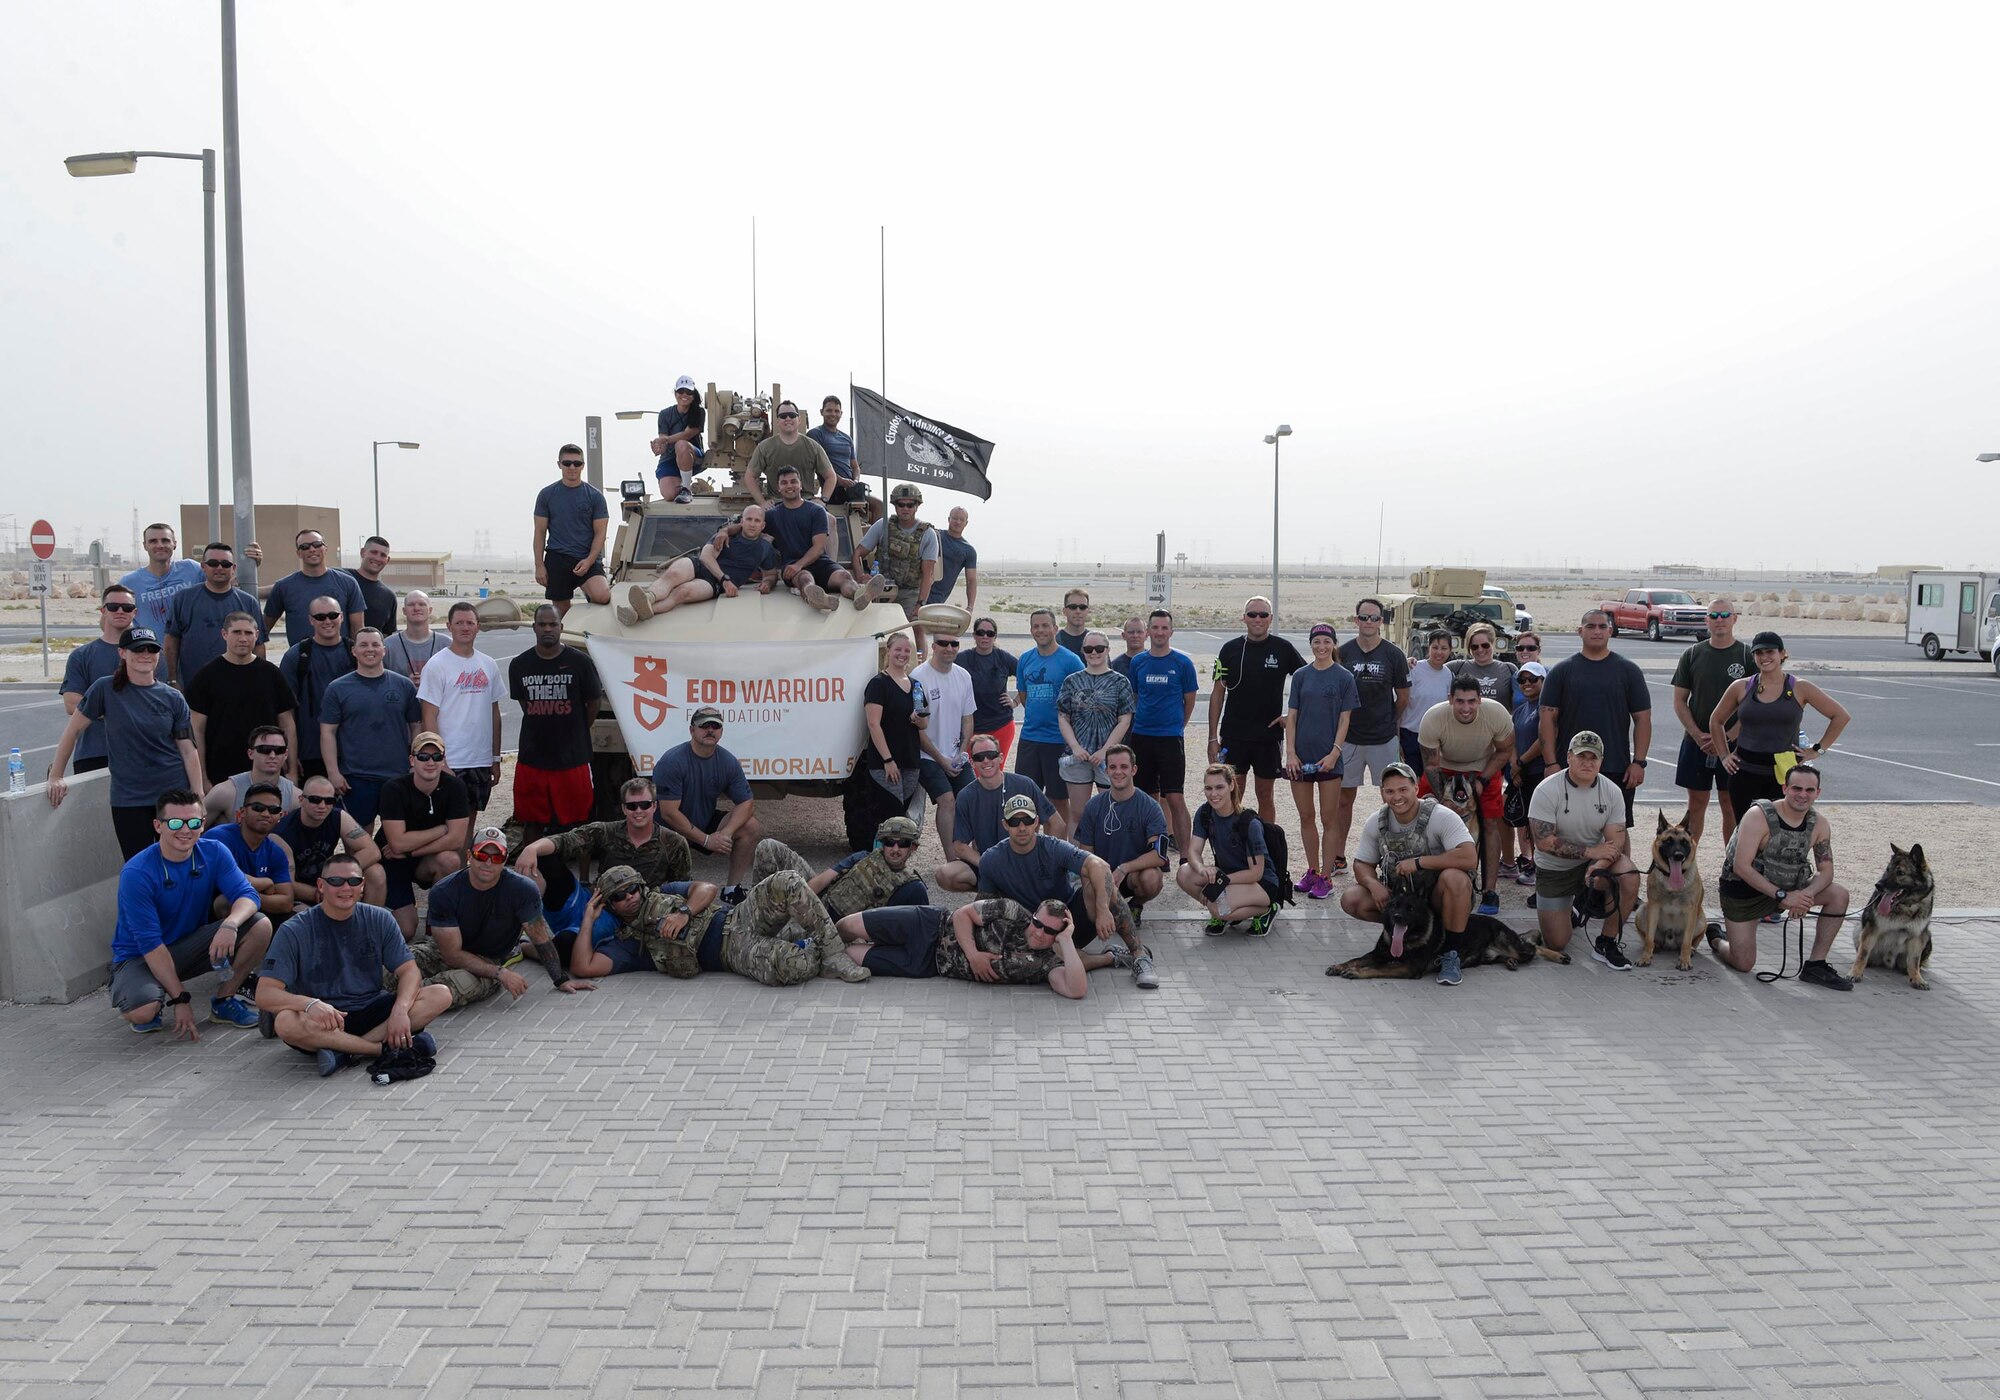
[751,215,759,393]
[879,225,889,506]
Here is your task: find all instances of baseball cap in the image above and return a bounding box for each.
[1749,630,1785,652]
[875,815,921,843]
[410,730,447,755]
[1568,730,1606,757]
[1518,660,1548,679]
[689,705,724,727]
[472,825,509,856]
[674,374,698,394]
[1308,623,1337,641]
[596,864,645,897]
[1000,793,1040,821]
[119,627,162,653]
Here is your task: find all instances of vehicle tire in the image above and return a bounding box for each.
[1647,617,1662,642]
[1922,634,1944,662]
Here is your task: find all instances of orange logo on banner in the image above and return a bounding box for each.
[629,655,674,731]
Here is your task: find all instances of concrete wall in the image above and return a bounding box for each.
[0,770,122,1004]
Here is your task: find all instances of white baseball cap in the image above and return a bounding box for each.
[1519,660,1548,679]
[674,374,698,394]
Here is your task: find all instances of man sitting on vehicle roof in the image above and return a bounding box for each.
[618,503,782,624]
[760,465,883,612]
[852,483,939,650]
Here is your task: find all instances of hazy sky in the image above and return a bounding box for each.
[6,2,2000,575]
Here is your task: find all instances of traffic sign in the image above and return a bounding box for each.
[28,560,51,596]
[29,520,55,560]
[1145,572,1172,609]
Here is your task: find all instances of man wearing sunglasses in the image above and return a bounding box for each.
[320,627,424,828]
[977,794,1156,989]
[165,542,266,685]
[654,706,762,888]
[377,732,471,940]
[188,613,297,788]
[830,896,1088,999]
[1208,596,1307,817]
[914,624,978,849]
[933,738,1055,894]
[60,585,138,775]
[534,445,614,615]
[208,780,297,921]
[203,724,301,828]
[512,777,691,936]
[746,400,838,507]
[1669,597,1752,851]
[276,775,386,907]
[108,789,272,1038]
[264,529,364,644]
[749,816,929,920]
[415,827,593,1009]
[278,596,358,780]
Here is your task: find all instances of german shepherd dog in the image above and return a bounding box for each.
[1327,870,1566,979]
[1851,843,1935,989]
[1436,771,1490,897]
[1635,812,1712,969]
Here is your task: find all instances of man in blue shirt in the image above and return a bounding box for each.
[978,793,1155,989]
[263,528,365,644]
[808,394,880,520]
[108,788,273,1039]
[1014,608,1086,832]
[927,507,978,607]
[533,443,613,616]
[1073,745,1170,922]
[1123,609,1201,859]
[165,540,266,685]
[654,706,763,887]
[120,521,205,640]
[765,466,865,610]
[61,584,135,774]
[209,779,296,921]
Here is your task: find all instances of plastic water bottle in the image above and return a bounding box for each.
[1798,730,1811,754]
[7,748,24,794]
[1299,761,1321,777]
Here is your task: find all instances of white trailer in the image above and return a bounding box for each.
[1904,571,2000,662]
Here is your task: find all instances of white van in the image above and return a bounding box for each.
[1903,571,2000,662]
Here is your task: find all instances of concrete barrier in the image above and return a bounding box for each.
[0,770,123,1003]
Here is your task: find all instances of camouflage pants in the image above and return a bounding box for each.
[390,939,503,1011]
[751,838,815,887]
[720,869,841,986]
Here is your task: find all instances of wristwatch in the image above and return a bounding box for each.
[163,990,192,1007]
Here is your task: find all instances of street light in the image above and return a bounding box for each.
[64,148,221,543]
[1976,453,2000,463]
[371,441,421,538]
[1263,424,1293,621]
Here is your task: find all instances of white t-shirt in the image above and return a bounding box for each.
[1525,770,1624,872]
[1400,659,1455,731]
[1353,801,1474,865]
[416,648,505,768]
[915,660,977,767]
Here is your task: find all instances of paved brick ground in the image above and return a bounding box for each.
[2,904,1996,1399]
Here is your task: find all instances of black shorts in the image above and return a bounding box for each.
[1219,735,1284,781]
[828,479,872,506]
[1129,733,1185,797]
[856,905,947,978]
[1673,734,1727,791]
[918,756,975,800]
[789,557,839,590]
[1015,738,1067,795]
[459,766,494,814]
[287,990,398,1054]
[695,559,730,593]
[543,550,605,601]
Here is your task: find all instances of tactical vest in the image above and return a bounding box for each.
[821,850,908,920]
[1373,797,1439,881]
[882,519,932,594]
[1723,799,1816,891]
[618,890,704,978]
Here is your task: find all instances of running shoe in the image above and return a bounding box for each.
[316,1049,353,1078]
[1203,916,1228,936]
[673,489,693,505]
[1245,911,1274,937]
[129,1012,165,1034]
[1133,953,1159,990]
[1591,935,1632,970]
[1799,960,1854,992]
[1328,857,1349,877]
[1477,891,1500,917]
[1436,950,1462,986]
[412,1030,438,1057]
[209,994,259,1029]
[1513,859,1537,887]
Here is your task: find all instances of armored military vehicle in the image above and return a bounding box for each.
[1378,567,1520,663]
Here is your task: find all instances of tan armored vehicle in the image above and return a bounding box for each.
[1378,567,1520,663]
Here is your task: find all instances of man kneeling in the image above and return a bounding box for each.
[1710,764,1853,990]
[833,897,1089,999]
[1338,762,1482,986]
[256,853,452,1076]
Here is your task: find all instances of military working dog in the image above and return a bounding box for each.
[1328,870,1564,980]
[1635,812,1714,969]
[1851,842,1935,990]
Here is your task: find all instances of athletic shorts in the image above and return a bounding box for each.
[1057,754,1111,788]
[979,720,1017,765]
[1419,768,1504,821]
[341,776,386,829]
[109,921,228,1012]
[655,443,705,480]
[918,756,976,800]
[790,557,840,590]
[828,479,872,506]
[1340,738,1404,789]
[1219,736,1284,780]
[513,762,593,826]
[1674,734,1726,791]
[856,905,948,978]
[543,550,605,601]
[1015,738,1067,795]
[1719,875,1780,924]
[459,767,494,814]
[1128,733,1185,796]
[382,855,443,911]
[286,990,399,1054]
[1534,862,1589,902]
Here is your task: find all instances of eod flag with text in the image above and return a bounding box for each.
[586,634,879,781]
[850,386,995,501]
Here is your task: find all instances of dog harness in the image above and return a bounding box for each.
[1372,797,1440,882]
[1722,798,1816,892]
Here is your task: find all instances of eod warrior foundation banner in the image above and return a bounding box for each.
[587,635,879,779]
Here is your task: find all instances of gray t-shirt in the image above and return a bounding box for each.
[320,671,423,781]
[977,834,1089,908]
[61,638,123,764]
[1525,771,1625,872]
[534,480,610,558]
[1449,657,1518,707]
[953,773,1055,853]
[1056,669,1135,754]
[223,770,301,815]
[654,742,752,829]
[928,533,977,603]
[1352,801,1475,866]
[78,677,193,807]
[166,584,266,684]
[264,569,365,644]
[1074,789,1167,870]
[264,902,413,1011]
[1288,662,1361,764]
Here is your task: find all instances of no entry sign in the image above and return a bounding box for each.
[29,520,55,560]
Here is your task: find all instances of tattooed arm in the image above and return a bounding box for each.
[1531,818,1592,862]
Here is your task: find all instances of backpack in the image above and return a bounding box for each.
[1233,810,1295,907]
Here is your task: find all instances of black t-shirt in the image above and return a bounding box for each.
[274,803,349,883]
[343,569,399,635]
[184,656,297,779]
[377,772,471,838]
[1337,638,1411,745]
[1540,651,1653,776]
[1213,635,1307,744]
[864,672,921,770]
[426,868,543,960]
[508,645,603,771]
[956,647,1017,732]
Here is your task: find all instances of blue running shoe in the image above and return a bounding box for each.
[209,994,259,1028]
[317,1049,353,1078]
[1436,950,1463,986]
[1477,891,1500,917]
[129,1011,165,1034]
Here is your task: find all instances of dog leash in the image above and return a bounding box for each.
[1756,912,1806,983]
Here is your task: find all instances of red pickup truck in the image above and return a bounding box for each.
[1602,588,1708,641]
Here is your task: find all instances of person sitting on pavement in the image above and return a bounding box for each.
[1176,763,1280,936]
[1056,631,1136,819]
[850,483,939,647]
[319,626,422,829]
[1417,675,1515,916]
[416,827,594,1010]
[751,816,930,918]
[208,781,297,922]
[762,465,871,611]
[978,793,1155,988]
[203,724,301,826]
[654,706,762,889]
[619,503,780,623]
[1710,764,1854,989]
[932,736,1057,892]
[1071,745,1169,925]
[275,774,386,907]
[1528,731,1639,969]
[107,788,273,1038]
[832,897,1089,999]
[376,731,470,940]
[512,777,692,952]
[256,852,452,1077]
[1338,762,1483,987]
[651,374,707,503]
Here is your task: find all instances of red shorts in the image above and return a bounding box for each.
[513,763,594,826]
[1419,768,1504,822]
[981,721,1017,764]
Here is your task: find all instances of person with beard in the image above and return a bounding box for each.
[748,816,930,918]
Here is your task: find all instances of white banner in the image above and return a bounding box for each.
[587,635,879,782]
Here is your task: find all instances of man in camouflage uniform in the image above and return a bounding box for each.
[750,816,929,918]
[852,483,939,649]
[831,896,1090,999]
[573,863,871,986]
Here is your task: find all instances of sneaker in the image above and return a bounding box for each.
[721,884,749,905]
[316,1049,353,1078]
[1436,950,1462,986]
[129,1011,165,1034]
[412,1030,438,1057]
[673,489,694,505]
[862,573,898,607]
[1525,893,1538,910]
[1203,917,1228,936]
[1513,861,1537,887]
[209,994,259,1028]
[1477,891,1500,916]
[1133,953,1159,990]
[1245,911,1274,937]
[1592,935,1632,971]
[800,581,837,612]
[1328,857,1349,877]
[501,942,527,968]
[625,583,655,622]
[1761,910,1783,925]
[1799,960,1854,992]
[1313,871,1336,899]
[1107,944,1135,970]
[615,605,641,626]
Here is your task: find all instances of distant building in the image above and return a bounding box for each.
[380,552,452,591]
[180,504,343,566]
[1877,564,1941,578]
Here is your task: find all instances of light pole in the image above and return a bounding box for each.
[1263,424,1293,620]
[1977,453,2000,463]
[64,149,220,543]
[371,441,420,538]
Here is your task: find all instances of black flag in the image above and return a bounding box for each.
[851,386,995,501]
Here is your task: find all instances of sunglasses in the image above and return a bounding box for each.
[611,885,644,902]
[880,838,917,849]
[1245,611,1271,619]
[298,541,325,550]
[623,799,657,810]
[252,744,288,756]
[559,459,585,468]
[161,817,205,831]
[471,849,507,864]
[1082,645,1108,654]
[320,874,366,888]
[1708,611,1734,619]
[302,793,338,806]
[1516,643,1540,651]
[311,611,341,621]
[1030,917,1066,936]
[127,645,161,654]
[776,410,799,419]
[694,722,722,732]
[1065,604,1088,610]
[202,559,234,568]
[973,630,996,638]
[1356,613,1382,623]
[1004,814,1038,828]
[104,601,137,613]
[970,751,1001,763]
[932,638,960,648]
[1470,642,1493,650]
[414,750,446,762]
[244,802,284,816]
